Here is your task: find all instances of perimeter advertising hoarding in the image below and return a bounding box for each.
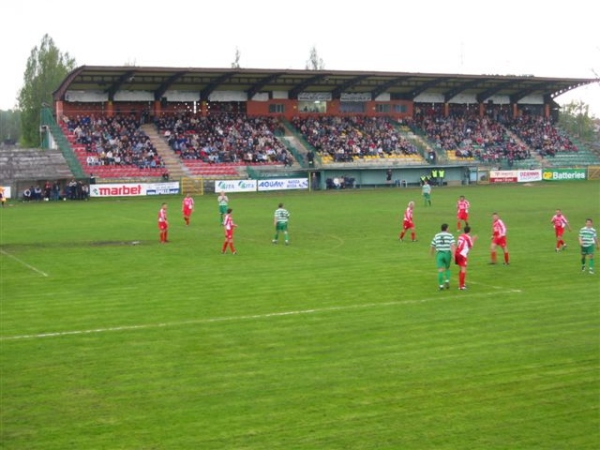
[215,179,258,193]
[489,170,542,183]
[1,186,12,198]
[516,170,543,182]
[90,182,180,198]
[257,178,309,191]
[542,169,587,181]
[489,170,517,183]
[215,178,309,192]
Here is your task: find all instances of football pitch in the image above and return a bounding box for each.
[1,181,599,449]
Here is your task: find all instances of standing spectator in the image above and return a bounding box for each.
[490,212,510,265]
[311,172,319,191]
[386,169,393,186]
[456,195,470,232]
[52,181,61,200]
[158,203,169,243]
[307,149,315,167]
[422,180,432,206]
[33,185,43,201]
[43,181,52,200]
[431,169,438,186]
[579,218,599,274]
[83,183,90,200]
[399,201,417,242]
[68,179,77,200]
[182,193,195,226]
[217,191,229,224]
[550,209,571,252]
[430,223,456,290]
[0,186,5,207]
[455,225,477,290]
[222,208,237,254]
[272,203,290,245]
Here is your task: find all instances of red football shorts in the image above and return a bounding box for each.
[492,236,507,247]
[455,254,468,267]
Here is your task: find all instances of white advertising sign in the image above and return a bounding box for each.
[1,186,12,198]
[215,179,257,193]
[90,182,180,198]
[257,178,309,191]
[517,170,542,182]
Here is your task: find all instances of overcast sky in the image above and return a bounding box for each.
[2,0,599,116]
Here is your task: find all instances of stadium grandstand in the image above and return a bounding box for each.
[2,66,599,197]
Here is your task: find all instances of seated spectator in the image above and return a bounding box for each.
[86,154,99,166]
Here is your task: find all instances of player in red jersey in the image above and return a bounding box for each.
[490,212,509,265]
[455,226,477,290]
[158,202,169,243]
[550,208,571,252]
[222,208,237,254]
[456,195,470,232]
[399,201,417,242]
[182,193,195,226]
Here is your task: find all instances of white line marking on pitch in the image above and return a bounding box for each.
[469,280,522,293]
[407,268,522,294]
[1,291,502,341]
[0,249,49,277]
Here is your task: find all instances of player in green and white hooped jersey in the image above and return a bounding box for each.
[273,203,290,245]
[430,223,456,290]
[217,191,229,224]
[579,218,599,274]
[422,180,432,206]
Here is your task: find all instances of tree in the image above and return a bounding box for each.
[558,100,596,142]
[18,34,76,147]
[231,47,241,69]
[0,109,21,146]
[305,46,325,71]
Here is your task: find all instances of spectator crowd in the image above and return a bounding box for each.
[291,115,419,162]
[62,114,165,170]
[154,112,293,166]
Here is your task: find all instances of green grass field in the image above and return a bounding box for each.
[1,181,599,450]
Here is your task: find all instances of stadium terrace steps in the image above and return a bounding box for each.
[540,151,600,167]
[0,148,73,182]
[141,124,188,179]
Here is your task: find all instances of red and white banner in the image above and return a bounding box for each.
[490,170,518,183]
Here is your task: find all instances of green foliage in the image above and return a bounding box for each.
[231,47,241,69]
[17,34,76,147]
[559,100,597,142]
[1,182,599,449]
[305,45,325,71]
[0,109,20,145]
